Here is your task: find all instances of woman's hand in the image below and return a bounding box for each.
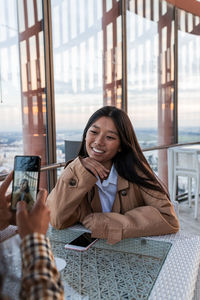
[81,157,110,180]
[16,189,50,239]
[83,213,123,245]
[0,172,14,230]
[83,213,109,239]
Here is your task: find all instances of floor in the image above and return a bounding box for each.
[178,199,200,236]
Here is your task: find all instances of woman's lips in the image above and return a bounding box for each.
[92,147,105,154]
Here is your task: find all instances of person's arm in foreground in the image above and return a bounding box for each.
[17,189,64,300]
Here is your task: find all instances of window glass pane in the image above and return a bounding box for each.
[17,0,25,33]
[0,0,48,190]
[27,0,35,28]
[0,0,22,175]
[37,0,43,21]
[178,9,200,143]
[20,41,28,92]
[39,31,45,88]
[0,1,7,41]
[29,36,37,90]
[127,0,174,185]
[51,0,122,169]
[88,0,94,28]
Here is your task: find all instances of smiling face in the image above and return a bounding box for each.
[20,179,28,192]
[85,116,121,169]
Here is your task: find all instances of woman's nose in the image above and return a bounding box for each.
[95,135,104,145]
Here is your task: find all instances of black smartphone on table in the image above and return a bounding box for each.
[11,155,41,211]
[65,232,98,251]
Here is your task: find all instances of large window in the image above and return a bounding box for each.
[127,0,175,146]
[178,10,200,143]
[1,0,200,192]
[127,0,175,184]
[0,0,22,175]
[51,0,123,167]
[0,0,48,188]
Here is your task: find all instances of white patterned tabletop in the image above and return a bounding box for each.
[47,226,200,300]
[147,232,200,300]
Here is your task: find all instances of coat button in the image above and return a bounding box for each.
[69,178,76,186]
[121,190,127,196]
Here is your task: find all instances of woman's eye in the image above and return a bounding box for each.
[90,130,97,134]
[107,136,115,140]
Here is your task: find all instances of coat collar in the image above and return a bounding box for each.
[117,175,129,191]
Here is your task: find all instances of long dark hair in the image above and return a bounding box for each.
[78,106,167,194]
[20,179,30,193]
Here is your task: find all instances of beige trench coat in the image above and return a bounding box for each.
[47,157,179,244]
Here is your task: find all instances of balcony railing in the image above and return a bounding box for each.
[1,141,200,182]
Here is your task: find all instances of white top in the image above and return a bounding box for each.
[96,164,118,213]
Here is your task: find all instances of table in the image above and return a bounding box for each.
[0,225,18,242]
[167,145,200,200]
[1,226,200,300]
[48,226,172,300]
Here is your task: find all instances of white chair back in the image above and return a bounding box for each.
[174,149,199,174]
[172,149,200,219]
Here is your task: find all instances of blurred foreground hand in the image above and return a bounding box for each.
[16,189,50,239]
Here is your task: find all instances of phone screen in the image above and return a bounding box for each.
[65,232,97,251]
[11,156,41,211]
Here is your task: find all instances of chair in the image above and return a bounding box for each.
[172,149,200,219]
[65,140,81,162]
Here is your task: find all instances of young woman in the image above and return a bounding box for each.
[11,178,34,211]
[47,106,179,244]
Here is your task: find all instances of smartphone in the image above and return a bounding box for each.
[11,155,41,211]
[65,232,98,251]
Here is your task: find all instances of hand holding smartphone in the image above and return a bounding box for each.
[65,232,98,251]
[11,156,41,211]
